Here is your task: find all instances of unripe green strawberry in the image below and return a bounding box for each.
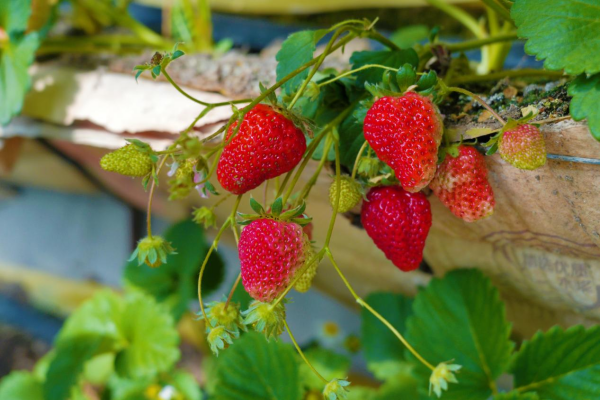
[329,176,362,213]
[294,236,317,293]
[100,144,153,177]
[498,124,546,170]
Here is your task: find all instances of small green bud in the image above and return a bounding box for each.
[323,379,350,400]
[242,300,286,341]
[129,235,176,268]
[192,207,217,229]
[206,325,238,356]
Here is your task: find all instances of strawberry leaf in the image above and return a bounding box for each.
[211,332,301,400]
[0,371,43,400]
[124,219,224,321]
[361,292,414,380]
[568,73,600,141]
[276,29,328,96]
[406,269,514,399]
[511,0,600,75]
[511,325,600,399]
[0,0,40,125]
[349,48,419,86]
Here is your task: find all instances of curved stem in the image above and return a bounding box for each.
[324,138,341,247]
[351,141,369,179]
[146,155,169,237]
[210,193,232,210]
[325,249,435,371]
[368,30,401,51]
[443,31,518,52]
[162,67,210,106]
[296,136,333,205]
[448,69,565,85]
[224,273,242,311]
[316,64,398,88]
[270,249,325,309]
[447,86,506,125]
[288,28,346,110]
[285,319,329,384]
[198,195,242,322]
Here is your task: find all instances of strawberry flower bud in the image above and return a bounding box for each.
[129,235,176,268]
[206,325,238,356]
[199,301,245,333]
[323,379,350,400]
[429,362,461,398]
[192,207,217,229]
[242,300,286,341]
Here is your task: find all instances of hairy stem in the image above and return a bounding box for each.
[224,273,242,311]
[351,141,369,179]
[316,64,398,88]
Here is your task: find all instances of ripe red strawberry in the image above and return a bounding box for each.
[239,219,309,302]
[499,124,546,170]
[361,186,432,272]
[363,92,442,192]
[217,104,306,195]
[429,145,495,222]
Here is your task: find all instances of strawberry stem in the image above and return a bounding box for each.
[448,69,565,85]
[146,155,169,237]
[295,136,333,205]
[224,273,241,311]
[325,249,436,371]
[446,86,506,125]
[287,28,349,110]
[198,195,242,322]
[351,141,369,179]
[284,319,329,384]
[316,64,398,89]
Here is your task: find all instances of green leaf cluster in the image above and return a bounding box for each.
[0,0,40,125]
[359,269,600,399]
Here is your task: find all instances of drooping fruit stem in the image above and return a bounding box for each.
[296,136,333,205]
[325,249,436,371]
[270,249,325,309]
[198,195,242,322]
[146,155,169,237]
[351,140,369,179]
[224,273,242,311]
[284,319,329,384]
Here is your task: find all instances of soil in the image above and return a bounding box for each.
[0,325,50,378]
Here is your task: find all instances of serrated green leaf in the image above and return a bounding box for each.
[512,0,600,75]
[361,292,413,380]
[511,325,600,399]
[299,347,350,390]
[114,292,180,379]
[349,49,419,86]
[406,269,514,399]
[568,73,600,141]
[276,29,328,96]
[389,25,429,50]
[83,353,115,385]
[0,32,39,125]
[0,371,43,400]
[494,392,539,400]
[212,332,301,400]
